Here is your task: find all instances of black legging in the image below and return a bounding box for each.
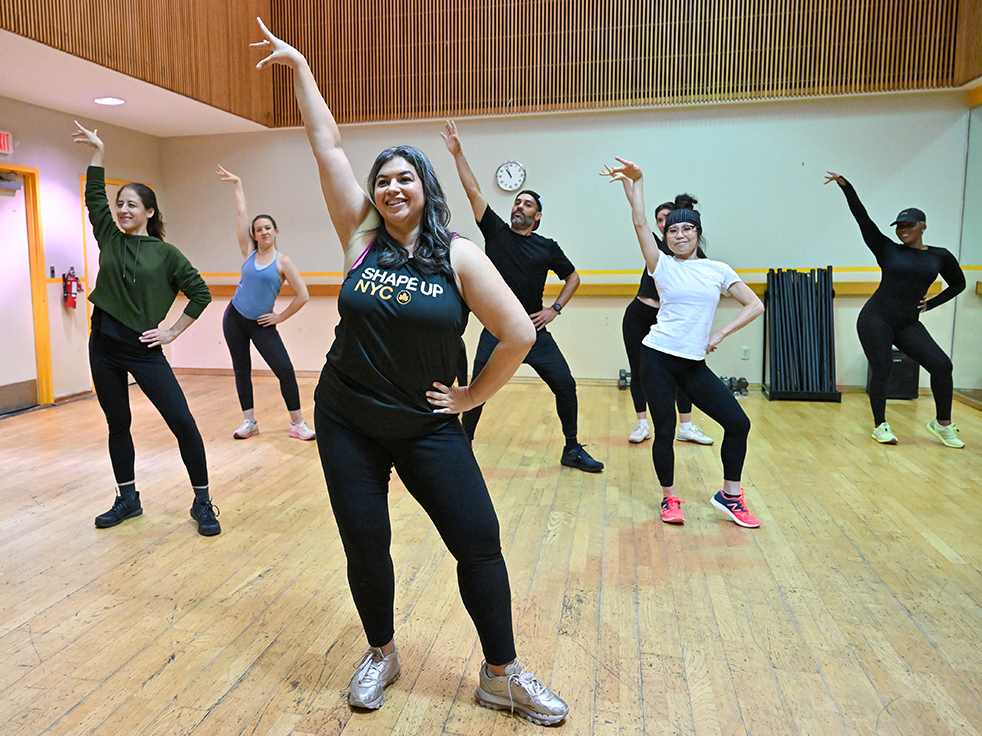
[857,303,953,426]
[222,302,301,413]
[89,329,208,487]
[314,407,516,666]
[462,327,577,441]
[622,298,692,416]
[639,347,750,487]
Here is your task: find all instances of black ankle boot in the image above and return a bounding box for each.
[95,490,142,528]
[190,499,221,536]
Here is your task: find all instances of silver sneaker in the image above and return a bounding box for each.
[628,422,651,443]
[348,646,400,709]
[676,424,714,445]
[475,661,568,726]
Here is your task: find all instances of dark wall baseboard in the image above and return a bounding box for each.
[0,379,38,415]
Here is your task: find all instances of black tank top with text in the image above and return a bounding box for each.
[315,243,469,439]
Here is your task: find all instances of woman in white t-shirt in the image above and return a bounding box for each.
[603,158,764,527]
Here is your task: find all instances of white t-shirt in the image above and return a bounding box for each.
[642,255,741,361]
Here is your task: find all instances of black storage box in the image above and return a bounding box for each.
[866,348,919,400]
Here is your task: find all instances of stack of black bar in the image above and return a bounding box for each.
[761,267,841,402]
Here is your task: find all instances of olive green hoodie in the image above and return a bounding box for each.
[85,166,211,334]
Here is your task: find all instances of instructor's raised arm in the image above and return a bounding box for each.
[253,18,372,258]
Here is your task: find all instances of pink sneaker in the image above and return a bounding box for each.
[233,419,258,439]
[710,490,760,528]
[289,420,315,441]
[660,495,685,524]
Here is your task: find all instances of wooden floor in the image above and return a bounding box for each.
[3,374,982,736]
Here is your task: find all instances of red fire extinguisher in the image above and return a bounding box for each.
[62,266,83,309]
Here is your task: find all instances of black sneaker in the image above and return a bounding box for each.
[95,491,142,528]
[560,444,604,473]
[190,500,222,536]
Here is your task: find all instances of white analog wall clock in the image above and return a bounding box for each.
[495,161,526,191]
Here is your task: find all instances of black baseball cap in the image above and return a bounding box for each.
[517,189,542,212]
[890,207,926,226]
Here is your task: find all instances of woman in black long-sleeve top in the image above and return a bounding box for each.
[826,171,965,447]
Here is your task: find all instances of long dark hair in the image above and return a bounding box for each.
[366,145,453,277]
[118,183,165,239]
[657,193,706,258]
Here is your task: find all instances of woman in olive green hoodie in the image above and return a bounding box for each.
[73,121,220,536]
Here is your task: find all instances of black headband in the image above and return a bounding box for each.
[664,208,701,228]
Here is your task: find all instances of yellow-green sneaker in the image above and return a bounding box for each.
[926,419,964,448]
[872,422,898,444]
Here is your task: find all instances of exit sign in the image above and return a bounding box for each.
[0,131,10,155]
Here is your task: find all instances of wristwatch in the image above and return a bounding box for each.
[551,303,563,314]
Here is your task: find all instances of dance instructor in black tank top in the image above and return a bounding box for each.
[825,172,965,448]
[253,19,568,726]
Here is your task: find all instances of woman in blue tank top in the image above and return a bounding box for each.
[253,19,569,726]
[216,166,314,441]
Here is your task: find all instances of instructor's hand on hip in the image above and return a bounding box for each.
[427,382,475,414]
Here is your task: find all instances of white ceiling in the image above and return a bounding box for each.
[0,29,269,138]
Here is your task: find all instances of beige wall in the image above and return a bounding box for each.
[5,89,979,403]
[162,90,975,389]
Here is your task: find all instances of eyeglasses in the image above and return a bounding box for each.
[666,224,697,236]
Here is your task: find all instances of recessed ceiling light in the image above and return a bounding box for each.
[94,97,125,106]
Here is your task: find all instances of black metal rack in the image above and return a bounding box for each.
[761,267,841,402]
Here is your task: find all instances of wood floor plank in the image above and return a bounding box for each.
[3,375,982,734]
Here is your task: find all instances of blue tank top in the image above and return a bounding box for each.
[231,251,281,320]
[315,243,469,439]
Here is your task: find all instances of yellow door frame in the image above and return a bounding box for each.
[2,163,52,405]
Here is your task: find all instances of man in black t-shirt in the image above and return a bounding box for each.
[442,121,603,473]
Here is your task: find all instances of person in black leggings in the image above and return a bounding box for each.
[73,122,220,536]
[216,165,313,441]
[442,120,603,474]
[623,194,713,446]
[254,20,568,726]
[603,157,764,528]
[826,172,965,447]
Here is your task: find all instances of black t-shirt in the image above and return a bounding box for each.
[636,268,659,301]
[840,180,964,323]
[636,233,663,300]
[477,207,575,315]
[315,243,469,440]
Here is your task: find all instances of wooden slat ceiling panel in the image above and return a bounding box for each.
[274,0,958,125]
[955,0,982,84]
[268,0,958,126]
[0,0,275,126]
[3,1,967,128]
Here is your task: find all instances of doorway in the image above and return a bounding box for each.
[0,163,52,412]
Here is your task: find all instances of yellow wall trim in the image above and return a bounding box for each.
[203,279,946,300]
